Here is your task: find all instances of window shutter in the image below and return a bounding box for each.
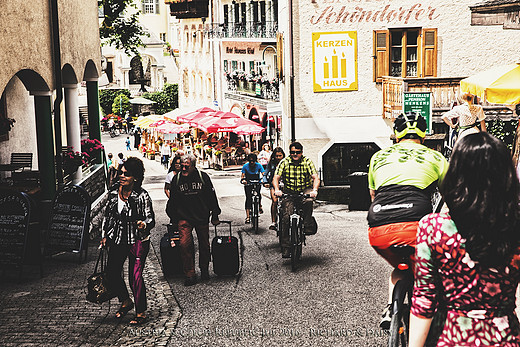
[373,30,389,82]
[421,28,437,77]
[142,0,145,13]
[155,0,160,14]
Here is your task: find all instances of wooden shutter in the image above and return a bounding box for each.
[155,0,160,14]
[421,28,437,77]
[373,30,389,82]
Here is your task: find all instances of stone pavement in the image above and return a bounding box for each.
[0,135,183,346]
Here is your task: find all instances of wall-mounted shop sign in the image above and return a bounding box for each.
[313,31,358,92]
[403,92,432,134]
[226,47,256,54]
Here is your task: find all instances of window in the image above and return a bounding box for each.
[223,60,228,72]
[159,33,166,42]
[322,143,380,186]
[223,5,229,26]
[373,28,437,82]
[183,70,189,94]
[249,61,255,75]
[142,0,160,14]
[252,1,259,23]
[241,3,247,24]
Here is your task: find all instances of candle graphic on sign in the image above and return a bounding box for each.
[341,53,347,78]
[324,57,329,79]
[332,50,338,78]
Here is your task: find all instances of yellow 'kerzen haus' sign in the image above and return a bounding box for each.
[312,31,358,92]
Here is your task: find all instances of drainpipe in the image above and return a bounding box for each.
[50,0,63,184]
[287,0,295,142]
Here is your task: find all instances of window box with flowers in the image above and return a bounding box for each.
[62,147,87,176]
[81,138,104,164]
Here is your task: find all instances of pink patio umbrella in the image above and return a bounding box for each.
[176,107,216,126]
[155,122,190,134]
[198,114,264,133]
[232,123,266,135]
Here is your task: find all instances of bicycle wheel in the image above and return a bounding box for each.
[252,198,259,234]
[388,305,409,347]
[290,218,299,272]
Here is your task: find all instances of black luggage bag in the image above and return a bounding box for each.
[160,223,183,277]
[212,221,240,276]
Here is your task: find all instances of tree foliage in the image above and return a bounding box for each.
[486,118,518,150]
[112,94,132,116]
[99,0,148,56]
[99,89,130,115]
[142,83,179,115]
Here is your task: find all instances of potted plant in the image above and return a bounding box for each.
[81,138,104,164]
[62,147,87,176]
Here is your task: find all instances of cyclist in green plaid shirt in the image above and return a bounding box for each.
[272,142,320,258]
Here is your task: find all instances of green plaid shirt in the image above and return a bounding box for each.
[275,156,317,193]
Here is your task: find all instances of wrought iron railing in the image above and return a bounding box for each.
[205,21,278,39]
[225,78,279,101]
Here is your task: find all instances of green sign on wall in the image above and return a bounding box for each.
[403,92,432,134]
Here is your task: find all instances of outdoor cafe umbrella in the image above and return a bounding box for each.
[232,123,266,135]
[132,114,164,128]
[176,107,216,126]
[154,122,190,134]
[129,97,156,105]
[198,113,265,133]
[460,62,520,105]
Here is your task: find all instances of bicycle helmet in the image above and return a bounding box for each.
[394,112,427,139]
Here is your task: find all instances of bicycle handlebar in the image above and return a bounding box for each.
[280,192,312,199]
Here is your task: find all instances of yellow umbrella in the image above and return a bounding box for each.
[460,63,520,105]
[132,114,164,128]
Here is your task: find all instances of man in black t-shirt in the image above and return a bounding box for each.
[166,154,221,286]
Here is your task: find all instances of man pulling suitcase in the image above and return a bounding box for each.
[166,154,221,286]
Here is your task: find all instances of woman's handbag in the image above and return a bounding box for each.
[86,247,115,304]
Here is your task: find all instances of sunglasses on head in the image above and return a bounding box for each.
[290,150,302,154]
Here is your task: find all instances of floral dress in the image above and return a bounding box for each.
[411,213,520,346]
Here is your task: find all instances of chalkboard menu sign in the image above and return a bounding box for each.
[0,192,31,269]
[47,185,91,255]
[79,164,107,203]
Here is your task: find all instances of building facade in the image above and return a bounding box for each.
[0,0,102,201]
[278,0,520,185]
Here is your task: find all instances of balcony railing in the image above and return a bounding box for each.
[226,78,279,102]
[382,76,465,118]
[205,21,278,40]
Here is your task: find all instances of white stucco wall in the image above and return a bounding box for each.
[1,77,38,168]
[278,0,520,165]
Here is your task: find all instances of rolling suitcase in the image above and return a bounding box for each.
[212,221,240,276]
[160,223,183,277]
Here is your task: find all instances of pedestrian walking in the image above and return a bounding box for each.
[125,137,131,151]
[164,155,182,198]
[161,142,171,168]
[258,143,272,170]
[165,154,221,286]
[100,157,155,325]
[133,127,141,150]
[409,132,520,346]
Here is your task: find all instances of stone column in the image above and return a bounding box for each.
[63,83,82,182]
[121,68,130,89]
[32,91,56,201]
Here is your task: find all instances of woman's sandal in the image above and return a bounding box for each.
[115,302,134,319]
[129,315,147,326]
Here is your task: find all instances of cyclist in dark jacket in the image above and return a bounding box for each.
[262,147,285,230]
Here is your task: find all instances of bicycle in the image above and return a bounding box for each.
[386,192,444,347]
[280,192,311,272]
[109,126,120,138]
[245,180,262,234]
[387,244,414,347]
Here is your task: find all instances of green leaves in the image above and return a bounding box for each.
[142,83,178,115]
[99,0,149,56]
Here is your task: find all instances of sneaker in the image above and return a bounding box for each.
[380,304,392,330]
[269,223,277,231]
[245,217,250,224]
[184,276,198,287]
[281,248,291,258]
[201,269,210,281]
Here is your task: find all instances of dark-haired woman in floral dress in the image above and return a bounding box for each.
[410,133,520,346]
